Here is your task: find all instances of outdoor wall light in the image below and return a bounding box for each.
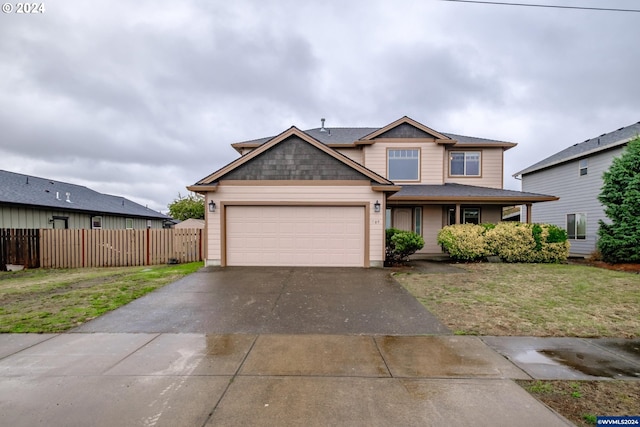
[208,200,216,213]
[374,200,381,213]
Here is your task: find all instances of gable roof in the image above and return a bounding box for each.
[358,116,453,142]
[189,126,398,189]
[388,183,558,203]
[515,121,640,177]
[230,117,516,152]
[0,170,169,219]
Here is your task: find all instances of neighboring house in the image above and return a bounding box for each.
[0,170,171,229]
[188,116,556,267]
[174,218,205,229]
[514,121,640,256]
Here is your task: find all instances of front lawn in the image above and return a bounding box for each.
[0,262,203,333]
[396,263,640,338]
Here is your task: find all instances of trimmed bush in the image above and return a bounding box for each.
[386,228,424,264]
[436,224,490,261]
[438,222,569,263]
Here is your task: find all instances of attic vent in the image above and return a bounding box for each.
[320,118,327,132]
[65,192,72,203]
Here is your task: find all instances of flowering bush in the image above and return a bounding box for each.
[438,222,569,263]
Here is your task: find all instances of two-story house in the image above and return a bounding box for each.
[514,121,640,257]
[188,116,556,267]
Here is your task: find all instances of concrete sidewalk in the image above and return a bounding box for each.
[0,333,578,426]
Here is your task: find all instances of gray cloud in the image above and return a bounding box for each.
[1,0,638,210]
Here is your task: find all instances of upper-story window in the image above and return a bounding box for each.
[579,159,588,176]
[388,149,420,181]
[450,151,481,176]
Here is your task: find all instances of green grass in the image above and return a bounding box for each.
[0,262,203,333]
[396,263,640,338]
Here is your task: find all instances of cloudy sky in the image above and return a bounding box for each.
[1,0,638,213]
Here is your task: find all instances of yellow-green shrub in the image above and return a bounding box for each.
[485,222,537,262]
[437,224,490,261]
[438,222,570,263]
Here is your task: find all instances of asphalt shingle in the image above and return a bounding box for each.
[0,170,168,219]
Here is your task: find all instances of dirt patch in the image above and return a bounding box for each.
[518,380,640,426]
[569,258,640,273]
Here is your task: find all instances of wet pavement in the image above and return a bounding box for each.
[482,336,640,380]
[73,267,449,335]
[0,333,570,426]
[1,266,638,425]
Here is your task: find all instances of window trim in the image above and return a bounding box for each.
[566,213,587,240]
[579,159,588,176]
[386,148,421,182]
[448,150,482,177]
[125,218,133,229]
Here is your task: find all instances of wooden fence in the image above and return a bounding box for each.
[0,229,40,270]
[1,228,203,269]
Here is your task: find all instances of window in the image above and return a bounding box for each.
[463,208,480,224]
[414,207,422,235]
[385,208,392,229]
[388,149,419,181]
[450,151,481,176]
[91,216,102,229]
[579,159,588,176]
[567,213,586,239]
[125,218,133,229]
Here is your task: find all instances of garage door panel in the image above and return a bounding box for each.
[226,206,365,267]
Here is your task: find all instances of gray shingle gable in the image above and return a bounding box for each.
[224,136,372,181]
[516,121,640,176]
[0,170,169,219]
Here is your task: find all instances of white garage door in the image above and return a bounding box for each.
[226,206,365,267]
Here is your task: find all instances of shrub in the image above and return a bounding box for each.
[485,222,537,262]
[386,228,425,264]
[437,224,490,261]
[438,222,569,263]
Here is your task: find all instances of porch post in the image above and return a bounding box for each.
[455,204,461,224]
[526,203,532,224]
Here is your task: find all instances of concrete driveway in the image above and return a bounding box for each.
[73,267,449,335]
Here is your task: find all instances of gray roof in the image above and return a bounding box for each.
[516,121,640,176]
[389,183,556,201]
[237,127,513,146]
[0,170,169,219]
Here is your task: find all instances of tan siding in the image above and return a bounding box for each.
[481,206,503,223]
[445,148,504,188]
[363,142,444,184]
[205,185,385,266]
[335,148,363,164]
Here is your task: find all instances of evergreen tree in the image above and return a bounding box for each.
[597,136,640,263]
[167,193,205,221]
